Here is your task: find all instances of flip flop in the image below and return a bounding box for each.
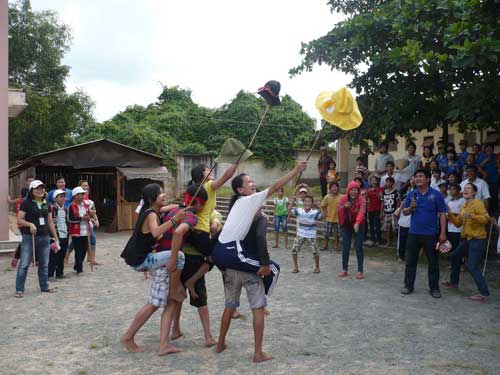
[41,288,57,293]
[313,269,320,274]
[292,269,299,273]
[14,292,23,298]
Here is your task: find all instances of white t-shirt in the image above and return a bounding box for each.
[380,173,405,190]
[445,197,465,233]
[218,189,269,243]
[460,178,490,200]
[78,203,88,237]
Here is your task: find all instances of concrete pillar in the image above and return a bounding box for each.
[0,0,9,241]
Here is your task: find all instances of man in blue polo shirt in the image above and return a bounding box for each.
[401,169,447,298]
[47,176,72,208]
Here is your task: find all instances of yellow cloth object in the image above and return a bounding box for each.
[448,199,490,240]
[183,243,202,256]
[320,194,340,223]
[195,180,215,233]
[315,88,363,130]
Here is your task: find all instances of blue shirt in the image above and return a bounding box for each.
[482,153,499,183]
[458,151,468,164]
[47,188,73,208]
[403,187,447,236]
[290,208,322,238]
[435,153,447,170]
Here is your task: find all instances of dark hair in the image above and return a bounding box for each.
[55,176,65,183]
[304,195,314,203]
[330,160,337,167]
[447,172,460,181]
[353,177,363,184]
[438,181,448,188]
[229,173,248,212]
[185,184,208,204]
[386,160,395,167]
[386,176,395,183]
[449,183,461,192]
[78,179,89,186]
[356,156,363,162]
[484,142,494,149]
[432,168,441,174]
[379,143,388,149]
[465,182,478,193]
[140,183,162,215]
[414,169,430,179]
[407,142,416,149]
[329,182,339,189]
[429,159,438,165]
[472,143,481,149]
[190,164,209,185]
[465,164,478,172]
[278,187,284,193]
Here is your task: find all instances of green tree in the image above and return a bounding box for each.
[8,0,95,163]
[291,0,500,144]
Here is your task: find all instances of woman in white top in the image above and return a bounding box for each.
[213,161,307,294]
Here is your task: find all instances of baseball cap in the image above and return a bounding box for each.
[53,189,66,198]
[29,180,45,190]
[72,186,86,196]
[299,188,308,193]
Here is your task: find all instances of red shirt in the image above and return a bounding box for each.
[367,187,383,212]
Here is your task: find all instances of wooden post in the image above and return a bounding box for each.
[115,171,122,231]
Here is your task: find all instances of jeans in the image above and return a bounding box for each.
[404,234,440,291]
[341,226,364,272]
[134,251,185,272]
[72,236,89,273]
[320,177,328,198]
[450,239,489,296]
[48,237,68,278]
[368,211,382,243]
[274,215,288,232]
[397,227,409,260]
[15,234,50,293]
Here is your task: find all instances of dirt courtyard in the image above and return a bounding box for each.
[0,231,499,375]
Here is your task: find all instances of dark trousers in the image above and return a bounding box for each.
[404,234,440,291]
[488,182,498,215]
[341,226,364,272]
[450,239,489,296]
[48,238,68,278]
[320,177,328,198]
[368,211,382,243]
[72,236,89,273]
[397,227,409,260]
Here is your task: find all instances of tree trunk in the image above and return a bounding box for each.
[442,121,449,145]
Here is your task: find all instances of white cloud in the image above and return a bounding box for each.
[31,0,351,124]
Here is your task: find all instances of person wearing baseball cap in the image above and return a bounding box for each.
[68,186,91,274]
[15,180,59,297]
[48,189,69,280]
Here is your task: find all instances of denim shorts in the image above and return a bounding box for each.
[133,251,185,272]
[274,215,288,232]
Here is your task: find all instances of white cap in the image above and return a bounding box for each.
[72,186,86,196]
[299,188,308,193]
[29,180,45,190]
[53,189,66,198]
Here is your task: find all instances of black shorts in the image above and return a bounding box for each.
[185,230,212,256]
[181,254,208,308]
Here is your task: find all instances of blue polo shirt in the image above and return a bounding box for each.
[482,153,499,183]
[47,188,73,208]
[403,187,447,236]
[458,151,468,164]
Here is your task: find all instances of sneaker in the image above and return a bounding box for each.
[338,271,349,278]
[469,294,489,302]
[364,240,374,246]
[429,290,442,298]
[48,277,57,282]
[441,281,457,289]
[356,272,364,280]
[400,286,414,295]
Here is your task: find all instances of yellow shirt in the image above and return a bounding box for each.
[195,180,216,233]
[327,169,340,183]
[210,209,223,233]
[448,199,489,240]
[320,194,339,223]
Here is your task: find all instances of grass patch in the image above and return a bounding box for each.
[4,268,13,272]
[89,343,97,349]
[47,363,54,367]
[77,371,88,375]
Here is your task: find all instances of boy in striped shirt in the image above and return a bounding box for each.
[288,195,322,273]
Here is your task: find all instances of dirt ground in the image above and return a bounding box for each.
[0,231,499,375]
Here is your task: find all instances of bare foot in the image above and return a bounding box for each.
[184,280,198,299]
[205,337,217,347]
[253,351,273,363]
[157,345,182,356]
[215,343,227,353]
[264,308,270,316]
[120,337,144,353]
[231,310,243,319]
[171,332,184,340]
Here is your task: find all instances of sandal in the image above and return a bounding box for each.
[292,269,299,273]
[41,288,57,293]
[14,292,23,298]
[469,294,489,302]
[313,269,320,274]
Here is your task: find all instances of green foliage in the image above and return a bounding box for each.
[81,86,317,171]
[291,0,500,144]
[8,0,96,164]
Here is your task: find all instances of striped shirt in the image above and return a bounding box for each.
[290,208,322,239]
[159,208,198,250]
[53,204,68,239]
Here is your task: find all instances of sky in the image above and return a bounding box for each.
[31,0,351,125]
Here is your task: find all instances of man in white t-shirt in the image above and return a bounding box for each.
[380,160,405,190]
[460,165,490,210]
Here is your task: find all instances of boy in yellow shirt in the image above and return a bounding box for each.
[320,182,340,251]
